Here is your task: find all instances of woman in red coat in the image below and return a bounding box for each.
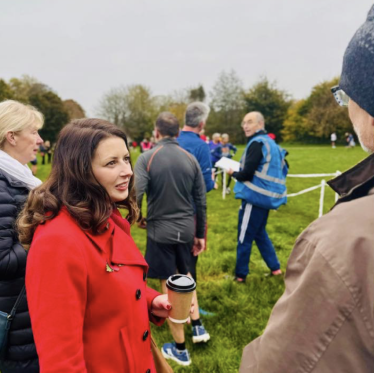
[18,119,171,373]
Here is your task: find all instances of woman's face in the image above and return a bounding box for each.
[91,136,133,203]
[12,123,43,164]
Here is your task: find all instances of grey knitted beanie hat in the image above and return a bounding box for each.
[340,4,374,117]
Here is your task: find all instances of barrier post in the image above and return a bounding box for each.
[335,171,342,202]
[222,171,227,200]
[319,179,326,217]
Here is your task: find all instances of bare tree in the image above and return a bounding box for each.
[96,85,156,142]
[209,70,246,142]
[96,86,129,128]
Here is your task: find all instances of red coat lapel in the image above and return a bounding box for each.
[83,210,148,269]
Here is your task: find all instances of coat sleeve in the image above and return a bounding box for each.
[134,154,149,210]
[0,180,28,280]
[146,286,165,326]
[211,145,222,160]
[239,235,355,373]
[26,231,88,373]
[197,144,215,193]
[233,142,263,182]
[192,159,207,239]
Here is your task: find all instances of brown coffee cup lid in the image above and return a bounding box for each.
[166,274,196,293]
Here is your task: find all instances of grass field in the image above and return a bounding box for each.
[33,144,367,373]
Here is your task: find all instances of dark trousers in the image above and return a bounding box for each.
[235,201,280,278]
[189,254,198,282]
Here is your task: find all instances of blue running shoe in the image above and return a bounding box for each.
[192,324,210,343]
[198,307,216,317]
[161,342,191,366]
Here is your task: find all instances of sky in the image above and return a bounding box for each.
[1,0,373,116]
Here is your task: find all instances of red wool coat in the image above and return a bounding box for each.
[26,207,164,373]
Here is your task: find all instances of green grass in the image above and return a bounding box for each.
[32,144,367,373]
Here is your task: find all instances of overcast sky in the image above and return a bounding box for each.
[1,0,373,115]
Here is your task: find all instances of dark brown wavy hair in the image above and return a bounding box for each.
[18,118,139,249]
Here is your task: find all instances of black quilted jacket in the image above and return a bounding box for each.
[0,169,39,373]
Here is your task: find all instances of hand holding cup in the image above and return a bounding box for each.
[166,274,196,323]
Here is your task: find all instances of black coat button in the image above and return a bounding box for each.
[143,272,147,281]
[136,289,141,300]
[146,370,151,373]
[143,330,149,341]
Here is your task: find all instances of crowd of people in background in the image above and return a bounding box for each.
[330,131,357,149]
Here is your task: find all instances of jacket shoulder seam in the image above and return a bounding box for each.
[146,146,164,172]
[176,146,194,160]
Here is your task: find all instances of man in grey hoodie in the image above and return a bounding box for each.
[135,112,209,367]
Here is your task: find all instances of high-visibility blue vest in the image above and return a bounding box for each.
[233,134,288,210]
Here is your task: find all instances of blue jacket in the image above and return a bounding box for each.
[212,143,237,161]
[177,131,215,192]
[234,135,288,209]
[208,141,221,165]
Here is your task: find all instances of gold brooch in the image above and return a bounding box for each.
[106,263,114,272]
[106,262,120,272]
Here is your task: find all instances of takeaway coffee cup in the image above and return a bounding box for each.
[166,274,196,323]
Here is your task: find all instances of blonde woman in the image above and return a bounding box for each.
[0,100,43,373]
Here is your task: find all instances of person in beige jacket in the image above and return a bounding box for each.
[240,5,374,373]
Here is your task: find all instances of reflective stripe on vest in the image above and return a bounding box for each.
[253,171,286,185]
[234,134,288,209]
[243,180,287,198]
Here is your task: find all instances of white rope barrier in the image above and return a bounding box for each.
[287,171,340,217]
[213,168,227,199]
[286,184,322,197]
[335,171,342,202]
[287,173,338,178]
[216,169,341,217]
[318,180,326,217]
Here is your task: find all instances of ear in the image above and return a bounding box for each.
[197,121,205,131]
[369,114,374,127]
[154,128,160,139]
[5,131,17,146]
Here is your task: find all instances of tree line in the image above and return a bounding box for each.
[96,72,351,144]
[0,75,85,143]
[0,72,352,144]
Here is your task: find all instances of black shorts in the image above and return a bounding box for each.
[145,237,193,279]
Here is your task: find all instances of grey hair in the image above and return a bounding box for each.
[253,111,265,125]
[222,133,229,140]
[185,102,210,128]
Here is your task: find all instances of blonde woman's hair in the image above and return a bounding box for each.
[0,100,44,148]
